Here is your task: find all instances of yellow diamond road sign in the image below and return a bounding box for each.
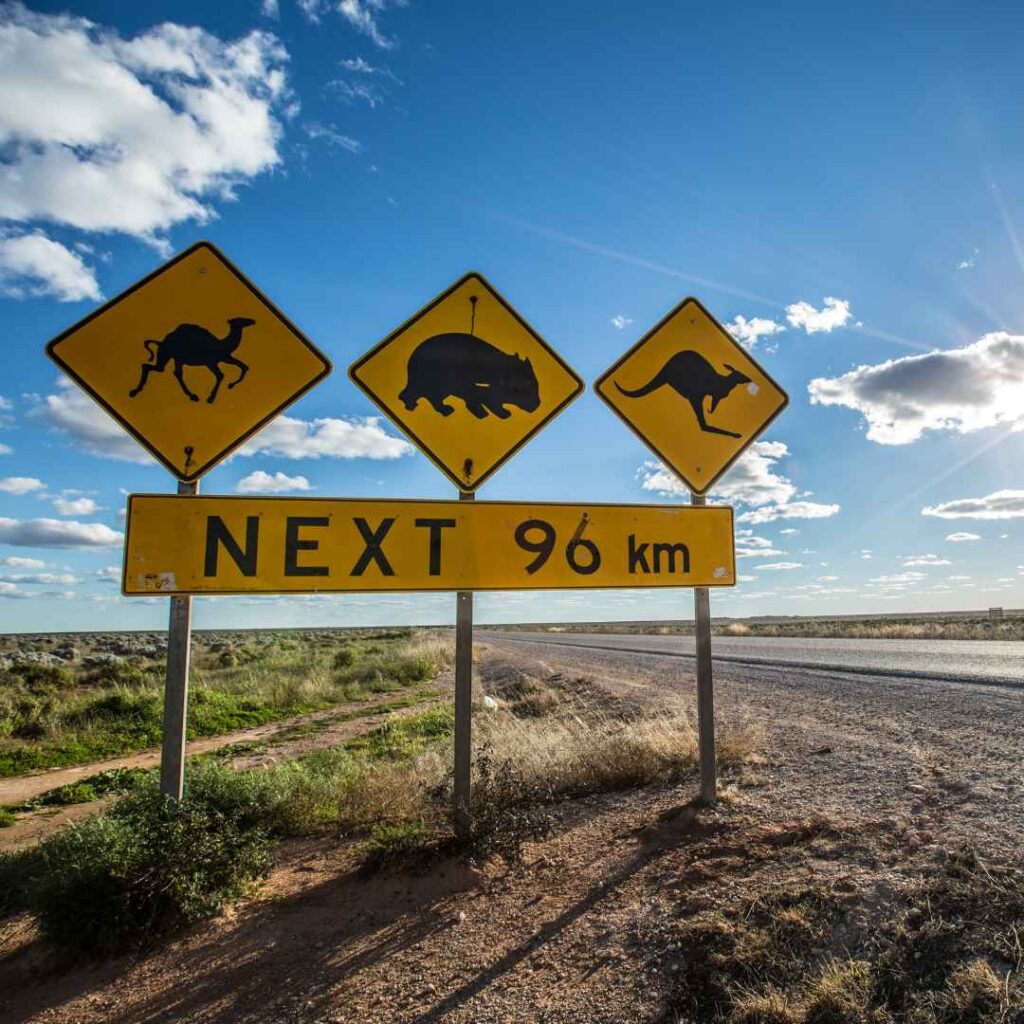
[595,297,788,495]
[46,242,331,482]
[349,272,583,492]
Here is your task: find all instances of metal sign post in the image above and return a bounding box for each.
[160,479,198,800]
[454,490,474,837]
[691,491,716,805]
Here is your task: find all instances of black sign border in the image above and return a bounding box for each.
[348,271,584,493]
[45,240,332,483]
[121,493,735,595]
[594,295,789,496]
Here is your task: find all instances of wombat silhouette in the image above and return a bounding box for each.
[399,333,541,420]
[128,316,255,405]
[615,350,751,438]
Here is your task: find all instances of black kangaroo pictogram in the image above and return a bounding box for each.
[128,317,255,404]
[615,350,751,438]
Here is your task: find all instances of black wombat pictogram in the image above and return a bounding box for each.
[615,350,752,438]
[128,317,255,404]
[399,333,541,420]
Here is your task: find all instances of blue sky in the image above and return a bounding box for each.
[2,0,1024,631]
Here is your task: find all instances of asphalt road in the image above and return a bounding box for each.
[477,630,1024,687]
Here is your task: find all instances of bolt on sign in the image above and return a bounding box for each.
[595,297,788,494]
[122,496,735,594]
[46,242,332,482]
[348,273,583,492]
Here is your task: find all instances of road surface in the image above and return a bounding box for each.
[477,630,1024,687]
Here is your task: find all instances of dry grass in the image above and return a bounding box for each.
[657,849,1024,1024]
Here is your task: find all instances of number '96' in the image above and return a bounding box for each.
[514,519,601,575]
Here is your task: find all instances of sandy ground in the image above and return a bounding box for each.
[0,638,1021,1023]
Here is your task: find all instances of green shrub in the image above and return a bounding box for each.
[0,846,41,917]
[362,821,429,870]
[0,808,15,828]
[29,776,271,956]
[332,646,355,669]
[79,662,149,688]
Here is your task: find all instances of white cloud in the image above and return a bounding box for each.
[711,441,795,506]
[235,469,311,493]
[261,0,281,15]
[303,121,363,153]
[956,248,979,271]
[94,565,120,581]
[738,500,840,525]
[870,571,926,584]
[902,553,951,567]
[734,530,784,559]
[922,490,1024,521]
[52,495,99,516]
[0,231,101,301]
[755,561,804,571]
[725,315,784,351]
[610,315,633,330]
[948,574,971,581]
[237,414,413,460]
[0,6,291,249]
[0,444,10,455]
[808,333,1024,445]
[785,297,852,334]
[779,527,800,535]
[34,380,153,463]
[0,476,44,495]
[637,443,839,525]
[946,532,981,542]
[0,517,122,547]
[1,555,44,568]
[0,571,77,584]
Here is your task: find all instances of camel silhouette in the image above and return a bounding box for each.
[615,350,751,438]
[128,317,255,404]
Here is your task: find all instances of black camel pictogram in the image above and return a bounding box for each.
[615,350,751,438]
[128,317,255,404]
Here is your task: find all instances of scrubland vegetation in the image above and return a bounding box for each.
[0,628,444,776]
[0,653,724,957]
[508,613,1024,641]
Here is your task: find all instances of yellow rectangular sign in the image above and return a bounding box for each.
[123,496,735,595]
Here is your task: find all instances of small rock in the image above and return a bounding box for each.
[456,910,466,924]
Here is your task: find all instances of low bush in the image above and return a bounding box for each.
[28,774,271,956]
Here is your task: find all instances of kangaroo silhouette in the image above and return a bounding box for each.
[399,333,540,420]
[615,350,751,438]
[128,317,255,404]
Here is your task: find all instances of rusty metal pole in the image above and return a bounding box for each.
[453,490,474,837]
[160,479,198,800]
[691,491,716,805]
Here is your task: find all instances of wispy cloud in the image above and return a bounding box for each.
[303,122,364,153]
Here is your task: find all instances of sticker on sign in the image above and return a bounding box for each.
[122,496,735,594]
